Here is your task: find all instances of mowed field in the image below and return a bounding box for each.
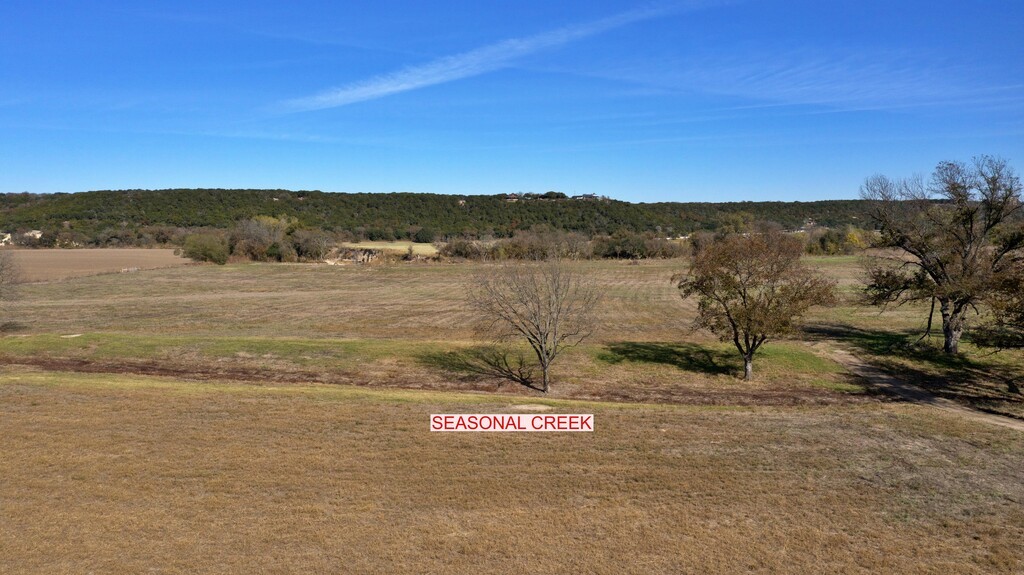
[1,252,1023,573]
[2,257,873,407]
[4,248,190,282]
[4,255,1021,412]
[2,370,1022,574]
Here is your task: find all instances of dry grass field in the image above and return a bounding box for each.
[1,368,1022,575]
[4,248,189,282]
[1,258,873,407]
[3,255,1021,413]
[339,240,439,256]
[5,257,852,341]
[1,252,1023,573]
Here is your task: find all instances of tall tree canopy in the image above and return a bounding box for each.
[677,232,837,380]
[861,156,1023,354]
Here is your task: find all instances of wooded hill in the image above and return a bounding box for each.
[0,189,876,239]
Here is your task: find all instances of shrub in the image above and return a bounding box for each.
[494,232,552,260]
[229,216,293,261]
[413,227,437,243]
[492,229,593,260]
[592,231,685,259]
[292,229,334,261]
[804,225,869,255]
[183,233,228,264]
[439,238,486,259]
[266,241,298,262]
[366,228,396,241]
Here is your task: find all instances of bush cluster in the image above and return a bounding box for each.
[438,228,686,260]
[591,232,687,259]
[179,216,342,264]
[802,226,871,255]
[182,233,229,265]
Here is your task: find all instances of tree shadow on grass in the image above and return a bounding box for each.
[804,323,991,372]
[0,321,27,333]
[803,323,1023,417]
[598,342,737,376]
[418,346,545,392]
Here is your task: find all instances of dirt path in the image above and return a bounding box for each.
[828,347,1024,432]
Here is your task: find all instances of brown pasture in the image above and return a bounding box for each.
[0,369,1022,575]
[2,255,1022,415]
[3,248,190,282]
[1,252,1023,573]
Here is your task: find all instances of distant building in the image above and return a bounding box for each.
[571,194,599,200]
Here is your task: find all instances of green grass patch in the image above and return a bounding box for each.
[0,333,453,367]
[758,344,846,374]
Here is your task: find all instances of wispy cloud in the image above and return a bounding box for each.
[683,53,961,107]
[574,50,1024,112]
[279,5,678,112]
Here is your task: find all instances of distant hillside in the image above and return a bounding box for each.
[0,189,876,239]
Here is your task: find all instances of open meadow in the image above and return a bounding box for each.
[4,1,1020,571]
[1,253,1023,573]
[3,248,189,282]
[3,255,1021,414]
[2,369,1022,574]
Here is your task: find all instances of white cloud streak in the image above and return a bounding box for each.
[573,50,1024,112]
[280,6,675,112]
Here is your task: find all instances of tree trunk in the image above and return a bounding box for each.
[743,356,753,381]
[943,323,963,354]
[939,299,965,354]
[541,366,550,393]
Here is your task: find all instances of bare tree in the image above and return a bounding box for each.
[677,232,837,380]
[861,156,1023,354]
[469,259,600,392]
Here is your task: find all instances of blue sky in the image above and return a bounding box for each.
[1,0,1021,202]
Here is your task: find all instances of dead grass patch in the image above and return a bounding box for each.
[0,369,1021,574]
[5,248,189,282]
